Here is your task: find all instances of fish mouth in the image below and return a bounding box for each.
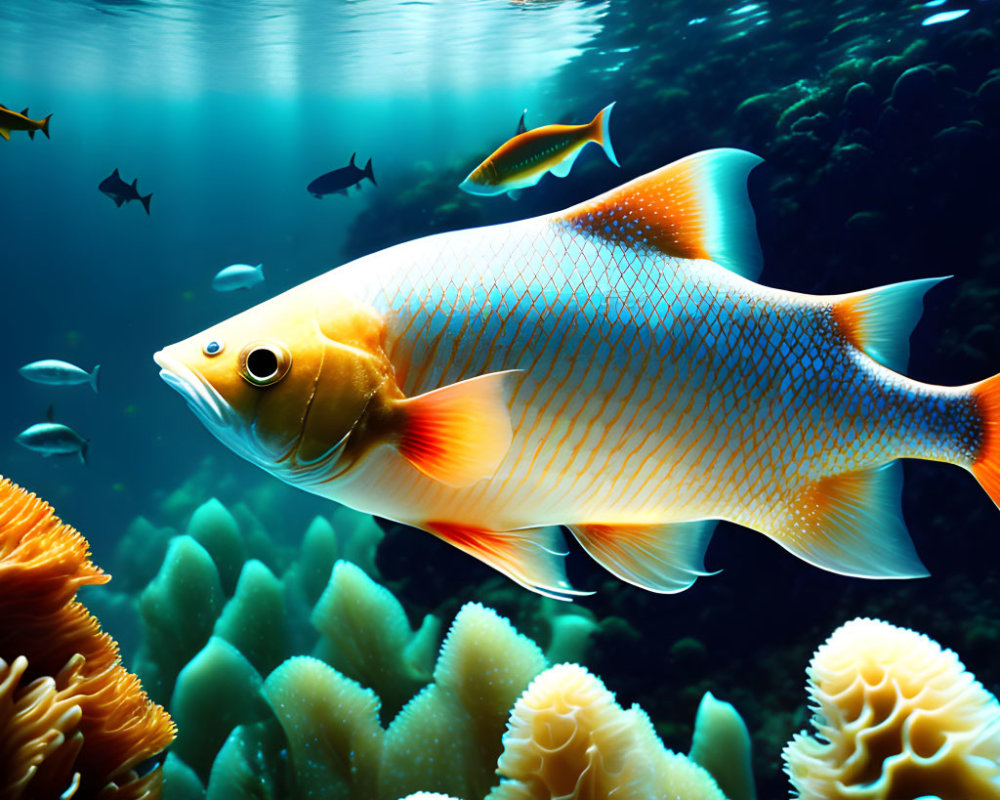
[458,177,495,196]
[154,348,275,468]
[154,350,232,431]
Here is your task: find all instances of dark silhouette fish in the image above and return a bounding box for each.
[307,153,376,198]
[99,168,152,215]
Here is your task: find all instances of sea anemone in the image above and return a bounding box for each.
[0,476,175,799]
[783,617,1000,799]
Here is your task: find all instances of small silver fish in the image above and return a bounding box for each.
[16,408,88,464]
[213,263,264,292]
[19,359,101,393]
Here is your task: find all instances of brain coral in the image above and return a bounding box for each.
[485,663,725,800]
[783,617,1000,799]
[0,476,175,800]
[394,663,727,800]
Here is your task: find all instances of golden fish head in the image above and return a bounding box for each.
[154,290,391,486]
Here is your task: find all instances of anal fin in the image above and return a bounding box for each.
[425,522,590,601]
[767,463,927,578]
[568,520,717,593]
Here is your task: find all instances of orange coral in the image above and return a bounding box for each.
[0,477,175,800]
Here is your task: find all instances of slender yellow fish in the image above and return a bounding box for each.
[459,102,618,199]
[0,105,51,141]
[155,149,1000,599]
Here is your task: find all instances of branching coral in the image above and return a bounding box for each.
[0,476,175,800]
[783,617,1000,799]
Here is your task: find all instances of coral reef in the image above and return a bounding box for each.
[783,617,1000,799]
[161,598,549,799]
[120,494,387,707]
[393,663,754,800]
[83,491,602,799]
[168,593,733,800]
[0,476,174,799]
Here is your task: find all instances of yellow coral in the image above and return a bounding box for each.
[783,617,1000,799]
[485,663,725,800]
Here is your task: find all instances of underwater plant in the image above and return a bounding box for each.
[783,617,1000,799]
[0,476,174,800]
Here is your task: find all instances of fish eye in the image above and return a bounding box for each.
[238,341,292,387]
[203,339,224,357]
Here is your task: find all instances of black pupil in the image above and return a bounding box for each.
[247,348,278,380]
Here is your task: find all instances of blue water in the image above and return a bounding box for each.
[0,0,608,561]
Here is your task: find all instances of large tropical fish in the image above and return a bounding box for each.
[155,149,1000,599]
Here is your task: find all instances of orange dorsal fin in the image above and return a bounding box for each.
[425,522,589,600]
[568,520,717,593]
[832,277,947,372]
[395,370,521,487]
[765,464,927,579]
[551,148,764,278]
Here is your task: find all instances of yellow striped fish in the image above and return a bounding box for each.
[459,102,618,200]
[154,149,1000,599]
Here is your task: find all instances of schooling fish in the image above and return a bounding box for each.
[307,153,376,198]
[19,359,101,393]
[0,105,51,141]
[459,102,618,200]
[16,407,88,464]
[154,148,1000,599]
[213,263,264,292]
[99,168,152,215]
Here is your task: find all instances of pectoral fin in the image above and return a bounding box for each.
[395,370,522,487]
[0,129,10,141]
[568,520,718,593]
[425,521,589,600]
